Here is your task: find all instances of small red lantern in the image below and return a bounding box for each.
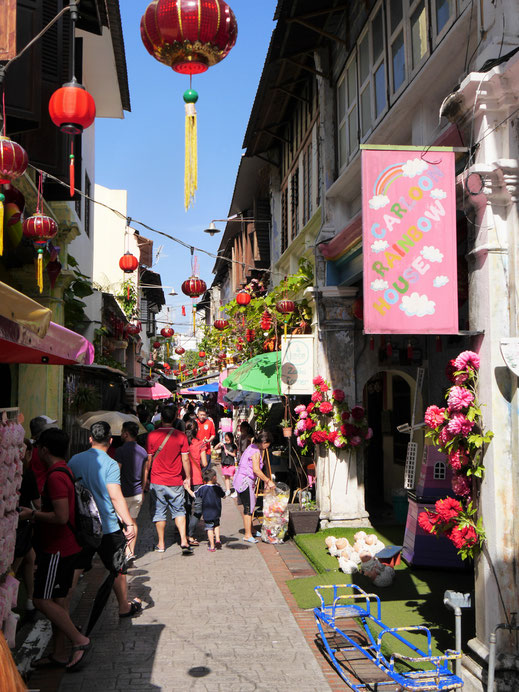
[260,310,272,330]
[181,275,207,298]
[147,359,155,367]
[276,299,296,314]
[175,346,186,356]
[214,319,229,331]
[160,327,174,338]
[119,252,139,274]
[236,290,251,306]
[245,329,256,343]
[192,367,198,376]
[198,350,206,358]
[198,360,205,367]
[23,214,59,293]
[126,322,142,336]
[202,366,209,373]
[153,341,161,349]
[0,136,29,256]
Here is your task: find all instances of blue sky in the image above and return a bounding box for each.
[95,1,277,332]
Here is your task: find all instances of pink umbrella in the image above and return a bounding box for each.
[135,382,173,400]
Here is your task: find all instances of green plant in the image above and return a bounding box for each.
[253,403,269,428]
[117,280,138,319]
[70,384,100,414]
[63,254,94,331]
[280,418,292,428]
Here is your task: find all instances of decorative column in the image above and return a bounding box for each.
[311,286,370,527]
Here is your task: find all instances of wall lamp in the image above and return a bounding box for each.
[203,213,257,236]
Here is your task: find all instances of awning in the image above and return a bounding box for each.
[0,316,95,365]
[135,382,172,400]
[222,352,282,395]
[186,382,219,393]
[0,281,52,338]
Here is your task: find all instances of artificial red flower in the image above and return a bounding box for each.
[305,418,316,431]
[320,401,333,414]
[447,449,469,471]
[332,389,345,402]
[311,430,328,444]
[311,391,323,402]
[445,359,457,383]
[351,406,365,420]
[312,376,325,386]
[341,411,350,421]
[448,524,478,549]
[435,497,462,523]
[341,423,358,438]
[424,405,446,430]
[451,473,471,497]
[418,511,439,534]
[320,383,329,393]
[327,430,338,443]
[307,402,315,414]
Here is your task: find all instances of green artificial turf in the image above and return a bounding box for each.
[288,526,475,660]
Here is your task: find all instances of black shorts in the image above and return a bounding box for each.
[238,488,253,515]
[14,521,33,558]
[34,551,80,600]
[75,530,127,575]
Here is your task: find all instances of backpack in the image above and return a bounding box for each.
[47,466,103,550]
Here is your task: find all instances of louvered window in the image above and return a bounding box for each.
[290,169,299,240]
[281,187,288,254]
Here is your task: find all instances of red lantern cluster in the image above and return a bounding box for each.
[140,0,238,75]
[276,299,296,314]
[260,310,272,330]
[119,252,139,274]
[160,327,174,338]
[236,290,251,306]
[181,275,207,298]
[175,346,186,356]
[214,319,229,331]
[245,329,256,343]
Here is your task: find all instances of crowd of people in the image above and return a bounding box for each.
[12,402,273,673]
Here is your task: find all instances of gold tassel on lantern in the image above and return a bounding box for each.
[36,249,44,293]
[183,90,198,211]
[192,306,196,336]
[167,342,170,358]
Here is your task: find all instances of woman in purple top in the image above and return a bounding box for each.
[233,431,275,543]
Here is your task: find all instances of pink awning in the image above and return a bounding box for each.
[0,316,94,365]
[135,382,173,400]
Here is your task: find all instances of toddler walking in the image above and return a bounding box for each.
[214,432,237,497]
[193,469,225,551]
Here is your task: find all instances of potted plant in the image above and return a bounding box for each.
[280,418,293,438]
[288,491,320,534]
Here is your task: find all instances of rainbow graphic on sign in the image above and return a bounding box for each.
[372,163,405,196]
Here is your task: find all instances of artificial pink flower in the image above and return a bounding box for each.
[320,383,329,393]
[294,404,306,414]
[447,413,474,436]
[341,411,350,421]
[365,428,373,440]
[454,350,480,372]
[424,405,446,429]
[313,376,325,386]
[332,389,345,402]
[299,410,308,419]
[447,386,474,411]
[296,436,305,448]
[451,473,471,497]
[448,524,477,549]
[435,497,462,523]
[334,437,345,448]
[296,419,306,433]
[447,449,469,471]
[439,427,455,445]
[351,406,365,420]
[350,436,362,447]
[311,391,323,402]
[320,401,333,415]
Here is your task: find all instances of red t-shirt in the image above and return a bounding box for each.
[188,439,206,486]
[195,418,215,454]
[147,427,189,486]
[38,461,81,556]
[31,447,47,494]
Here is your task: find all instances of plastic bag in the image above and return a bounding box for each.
[261,482,289,543]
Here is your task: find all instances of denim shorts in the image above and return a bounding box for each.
[150,484,186,521]
[204,517,220,530]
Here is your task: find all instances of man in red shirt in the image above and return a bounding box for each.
[195,406,216,457]
[144,406,193,554]
[20,428,91,671]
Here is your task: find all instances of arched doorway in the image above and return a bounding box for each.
[364,370,420,516]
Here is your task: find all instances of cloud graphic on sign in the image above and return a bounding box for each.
[371,279,389,291]
[422,246,444,263]
[369,194,390,210]
[402,158,429,178]
[433,275,449,288]
[430,188,447,199]
[371,239,389,253]
[399,292,436,317]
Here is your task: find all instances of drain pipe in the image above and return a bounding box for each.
[487,613,518,691]
[444,592,465,677]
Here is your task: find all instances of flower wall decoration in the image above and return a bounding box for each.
[294,377,372,455]
[418,350,493,560]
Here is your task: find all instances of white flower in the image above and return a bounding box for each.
[422,246,444,263]
[399,292,436,317]
[402,158,428,178]
[433,275,449,287]
[368,194,390,210]
[371,279,389,291]
[371,239,389,253]
[430,188,446,199]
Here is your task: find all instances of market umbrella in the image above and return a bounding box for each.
[77,411,146,436]
[222,352,282,395]
[135,382,173,400]
[223,390,281,406]
[187,382,219,392]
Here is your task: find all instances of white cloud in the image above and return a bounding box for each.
[371,239,389,253]
[422,245,444,263]
[369,194,390,210]
[371,279,389,291]
[399,292,436,317]
[433,275,449,287]
[402,158,428,178]
[430,188,447,199]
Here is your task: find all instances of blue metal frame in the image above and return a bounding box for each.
[313,584,463,691]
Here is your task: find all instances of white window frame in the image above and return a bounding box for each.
[431,0,456,47]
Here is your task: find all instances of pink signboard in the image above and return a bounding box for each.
[362,148,458,334]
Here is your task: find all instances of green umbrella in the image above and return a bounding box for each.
[222,351,282,395]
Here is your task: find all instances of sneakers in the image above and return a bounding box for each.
[215,541,222,550]
[207,546,216,552]
[230,491,237,498]
[224,489,231,497]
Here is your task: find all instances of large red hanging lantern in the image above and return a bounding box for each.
[126,322,142,336]
[214,319,229,331]
[175,346,186,356]
[236,290,251,306]
[0,136,29,256]
[140,0,237,210]
[181,275,207,298]
[160,327,174,338]
[119,251,139,274]
[23,214,59,293]
[276,299,296,315]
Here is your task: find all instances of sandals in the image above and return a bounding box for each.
[243,536,258,544]
[181,545,194,555]
[32,655,68,669]
[119,599,142,619]
[66,642,91,672]
[154,546,165,553]
[188,538,200,546]
[207,547,216,552]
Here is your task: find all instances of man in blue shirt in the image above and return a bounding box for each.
[69,422,141,618]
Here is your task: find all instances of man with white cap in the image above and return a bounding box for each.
[29,415,58,493]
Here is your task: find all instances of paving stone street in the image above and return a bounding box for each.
[29,487,334,692]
